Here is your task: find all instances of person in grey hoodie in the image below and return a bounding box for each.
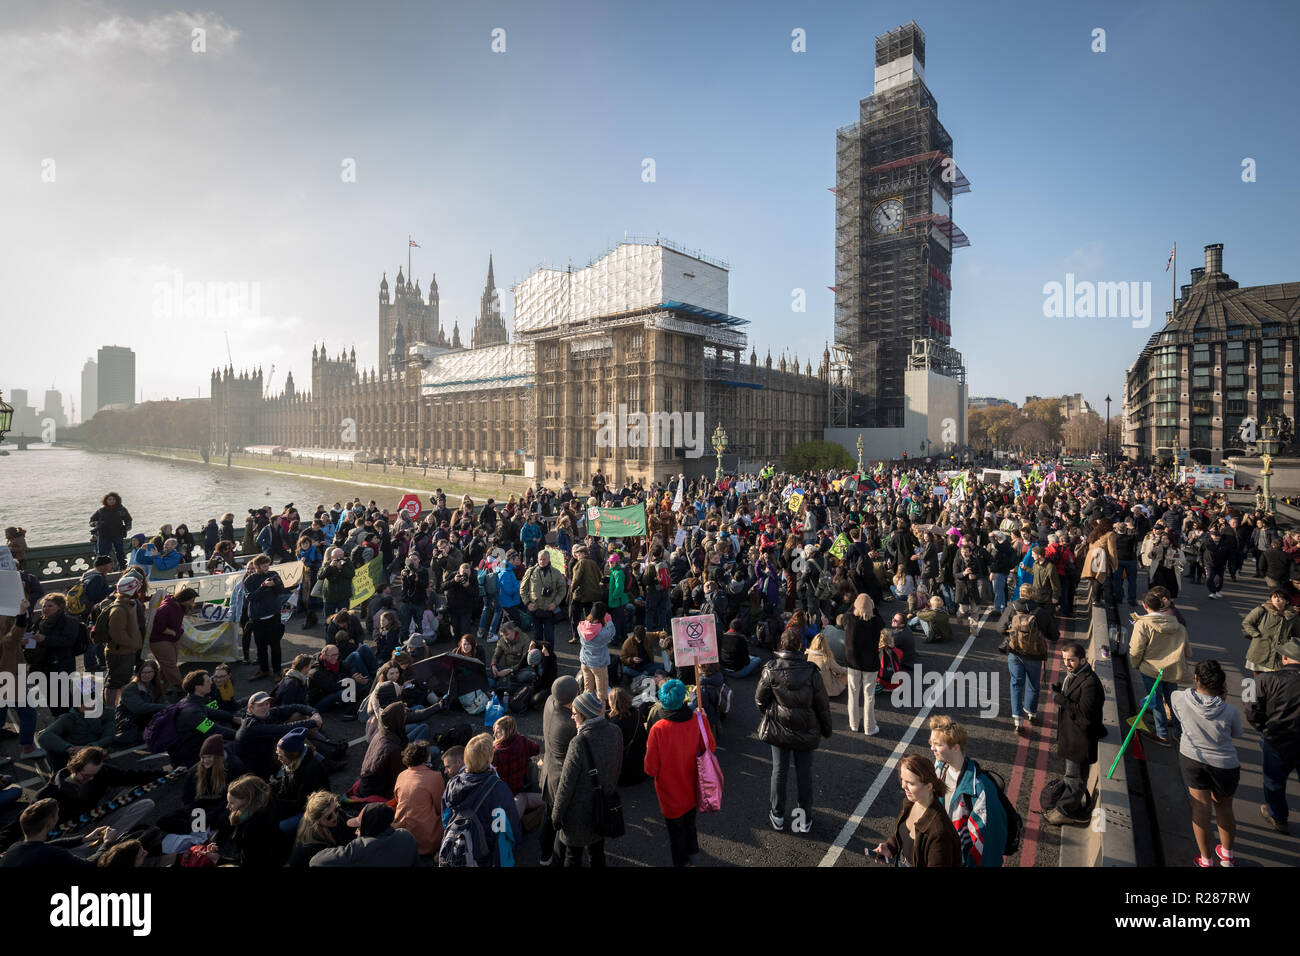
[1169,659,1242,867]
[551,691,624,866]
[310,802,419,867]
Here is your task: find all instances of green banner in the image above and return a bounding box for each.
[594,503,647,538]
[350,557,383,608]
[544,546,567,574]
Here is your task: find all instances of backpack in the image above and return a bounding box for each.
[979,765,1024,857]
[65,580,89,617]
[1009,609,1048,658]
[72,622,90,656]
[438,780,497,868]
[657,566,671,591]
[1089,546,1110,575]
[90,600,115,645]
[877,646,904,690]
[142,699,190,754]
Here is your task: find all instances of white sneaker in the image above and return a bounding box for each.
[865,726,880,736]
[486,634,499,643]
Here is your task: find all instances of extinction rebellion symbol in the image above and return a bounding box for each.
[684,621,706,648]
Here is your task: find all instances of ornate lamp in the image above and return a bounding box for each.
[711,422,728,484]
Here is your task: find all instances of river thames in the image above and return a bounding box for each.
[0,447,432,545]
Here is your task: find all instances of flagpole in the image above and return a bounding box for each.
[1171,242,1176,320]
[408,234,412,279]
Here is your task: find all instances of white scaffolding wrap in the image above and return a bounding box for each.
[513,242,730,333]
[420,343,535,396]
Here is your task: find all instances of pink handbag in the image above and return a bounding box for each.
[694,709,724,813]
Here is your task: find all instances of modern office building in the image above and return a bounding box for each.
[832,21,970,429]
[1123,243,1299,464]
[81,359,98,422]
[96,346,136,410]
[41,389,65,429]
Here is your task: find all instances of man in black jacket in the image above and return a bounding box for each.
[1045,641,1105,826]
[1260,539,1293,593]
[719,615,760,678]
[1200,530,1232,601]
[1247,639,1300,834]
[0,799,94,868]
[170,670,240,768]
[755,630,833,833]
[235,691,323,779]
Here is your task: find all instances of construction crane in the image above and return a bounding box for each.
[264,364,276,398]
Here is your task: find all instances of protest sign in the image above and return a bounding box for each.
[671,613,718,667]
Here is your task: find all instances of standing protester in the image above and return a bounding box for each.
[644,678,716,867]
[1044,641,1106,826]
[756,629,833,832]
[1247,638,1300,835]
[997,584,1054,735]
[242,555,290,681]
[1241,590,1297,675]
[551,691,624,867]
[89,492,131,569]
[538,675,580,866]
[1169,660,1242,867]
[841,593,883,736]
[870,754,962,868]
[149,586,196,697]
[1128,589,1192,747]
[929,716,1009,867]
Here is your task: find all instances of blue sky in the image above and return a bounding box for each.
[2,0,1297,418]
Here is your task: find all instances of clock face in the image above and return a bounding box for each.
[870,198,904,235]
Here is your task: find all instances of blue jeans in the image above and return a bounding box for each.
[1260,736,1300,823]
[769,746,813,818]
[405,722,432,743]
[1206,565,1226,596]
[398,601,425,636]
[345,645,380,681]
[941,584,956,613]
[279,813,303,834]
[480,600,501,638]
[992,573,1008,612]
[314,691,345,711]
[723,656,762,679]
[1007,652,1041,719]
[1140,672,1179,738]
[907,615,932,639]
[1113,559,1139,603]
[95,535,126,568]
[0,787,23,809]
[0,705,38,747]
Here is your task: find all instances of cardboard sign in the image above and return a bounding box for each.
[671,613,718,667]
[350,557,382,608]
[0,570,24,616]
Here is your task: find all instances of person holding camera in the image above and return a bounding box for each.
[869,754,961,867]
[522,548,568,646]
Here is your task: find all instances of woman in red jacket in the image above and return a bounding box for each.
[644,678,715,867]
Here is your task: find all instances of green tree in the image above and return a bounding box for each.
[785,439,855,473]
[1022,398,1063,445]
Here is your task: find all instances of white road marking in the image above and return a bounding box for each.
[817,607,992,867]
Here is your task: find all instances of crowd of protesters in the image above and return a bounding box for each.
[1,455,1298,868]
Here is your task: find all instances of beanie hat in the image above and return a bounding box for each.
[374,681,399,710]
[278,726,308,754]
[658,678,687,711]
[552,675,580,706]
[527,648,543,668]
[200,735,226,757]
[116,577,141,595]
[572,692,603,720]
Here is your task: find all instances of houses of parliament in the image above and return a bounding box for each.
[211,239,829,486]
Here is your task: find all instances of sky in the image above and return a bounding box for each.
[2,0,1297,421]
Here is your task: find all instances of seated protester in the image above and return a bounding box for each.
[374,611,405,663]
[213,774,286,868]
[36,696,116,771]
[310,801,419,867]
[928,715,1009,868]
[492,714,542,823]
[887,613,919,671]
[288,791,351,868]
[96,838,147,869]
[355,701,410,800]
[696,662,727,736]
[394,741,446,856]
[455,632,488,667]
[608,686,649,787]
[362,680,433,744]
[0,799,94,869]
[112,659,167,746]
[270,728,331,828]
[388,649,431,706]
[234,691,322,780]
[36,746,160,841]
[530,640,559,710]
[274,654,314,707]
[806,632,848,699]
[307,644,367,717]
[329,619,380,681]
[177,736,245,829]
[210,665,241,715]
[621,625,661,678]
[441,733,521,867]
[909,595,953,643]
[719,615,762,679]
[170,670,240,769]
[490,620,534,689]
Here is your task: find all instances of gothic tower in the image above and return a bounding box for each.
[471,253,509,348]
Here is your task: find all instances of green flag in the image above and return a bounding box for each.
[594,503,648,538]
[349,557,382,608]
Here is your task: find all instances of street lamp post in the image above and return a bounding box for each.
[0,390,13,446]
[1258,416,1280,513]
[711,422,728,485]
[856,433,864,473]
[1104,394,1112,471]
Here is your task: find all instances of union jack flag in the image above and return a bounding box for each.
[1165,243,1175,272]
[409,239,420,248]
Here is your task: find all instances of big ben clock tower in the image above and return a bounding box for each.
[833,21,970,429]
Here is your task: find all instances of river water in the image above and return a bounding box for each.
[0,447,428,545]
